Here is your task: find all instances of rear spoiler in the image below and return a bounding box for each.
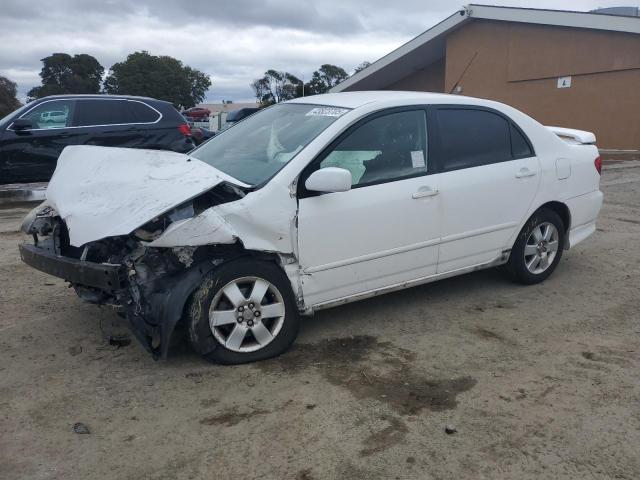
[546,126,596,145]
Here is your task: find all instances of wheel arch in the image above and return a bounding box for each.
[505,202,568,284]
[508,201,572,258]
[174,249,294,347]
[537,201,571,243]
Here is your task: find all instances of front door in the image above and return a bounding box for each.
[297,108,441,308]
[0,99,80,183]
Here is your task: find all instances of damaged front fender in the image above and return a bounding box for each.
[127,256,222,359]
[145,209,237,248]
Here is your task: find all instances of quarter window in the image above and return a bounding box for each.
[319,110,428,187]
[510,123,533,158]
[127,101,161,123]
[18,100,74,130]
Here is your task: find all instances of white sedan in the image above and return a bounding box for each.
[20,91,603,364]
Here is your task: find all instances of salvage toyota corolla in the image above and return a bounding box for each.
[19,91,603,364]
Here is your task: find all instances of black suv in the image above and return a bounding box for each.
[0,95,196,184]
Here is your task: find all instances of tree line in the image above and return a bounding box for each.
[0,51,211,117]
[252,61,370,106]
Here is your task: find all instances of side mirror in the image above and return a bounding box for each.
[12,118,33,131]
[305,167,352,193]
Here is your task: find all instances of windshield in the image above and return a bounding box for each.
[190,103,349,185]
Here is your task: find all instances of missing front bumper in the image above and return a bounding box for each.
[19,241,225,360]
[19,243,122,290]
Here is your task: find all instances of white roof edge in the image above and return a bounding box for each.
[333,4,640,93]
[331,9,470,93]
[469,4,640,34]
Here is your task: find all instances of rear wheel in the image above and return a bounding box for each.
[186,258,300,364]
[507,208,565,285]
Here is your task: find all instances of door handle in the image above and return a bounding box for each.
[412,187,440,199]
[515,168,537,178]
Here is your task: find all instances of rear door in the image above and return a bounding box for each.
[0,98,81,183]
[431,106,540,273]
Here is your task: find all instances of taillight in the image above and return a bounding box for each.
[178,123,192,137]
[594,156,602,175]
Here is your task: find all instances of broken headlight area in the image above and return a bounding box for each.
[21,203,63,253]
[133,181,247,242]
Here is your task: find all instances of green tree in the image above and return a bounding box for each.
[251,70,303,106]
[103,51,211,108]
[0,76,21,117]
[27,53,104,100]
[305,64,349,95]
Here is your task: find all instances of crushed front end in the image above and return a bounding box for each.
[20,192,245,359]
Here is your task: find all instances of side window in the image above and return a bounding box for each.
[74,100,131,127]
[319,110,428,187]
[18,100,74,130]
[127,101,161,123]
[436,109,511,171]
[510,123,533,158]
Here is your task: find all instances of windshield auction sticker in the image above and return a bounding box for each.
[305,107,349,117]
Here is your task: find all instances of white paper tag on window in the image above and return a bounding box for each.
[411,150,425,168]
[305,107,349,117]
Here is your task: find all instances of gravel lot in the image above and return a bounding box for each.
[1,163,639,480]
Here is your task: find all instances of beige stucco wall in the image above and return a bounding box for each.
[384,20,640,150]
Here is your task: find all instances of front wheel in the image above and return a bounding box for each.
[506,208,565,285]
[186,258,300,364]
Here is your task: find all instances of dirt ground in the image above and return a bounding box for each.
[1,163,639,480]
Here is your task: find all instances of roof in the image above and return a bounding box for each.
[287,90,476,109]
[332,4,640,93]
[38,94,170,103]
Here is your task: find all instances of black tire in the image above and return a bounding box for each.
[506,208,566,285]
[186,258,300,364]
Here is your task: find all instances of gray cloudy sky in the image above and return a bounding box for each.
[0,0,635,103]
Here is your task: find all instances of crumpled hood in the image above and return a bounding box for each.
[47,145,244,247]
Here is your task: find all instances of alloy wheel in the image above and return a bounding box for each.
[524,222,560,274]
[209,276,286,353]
